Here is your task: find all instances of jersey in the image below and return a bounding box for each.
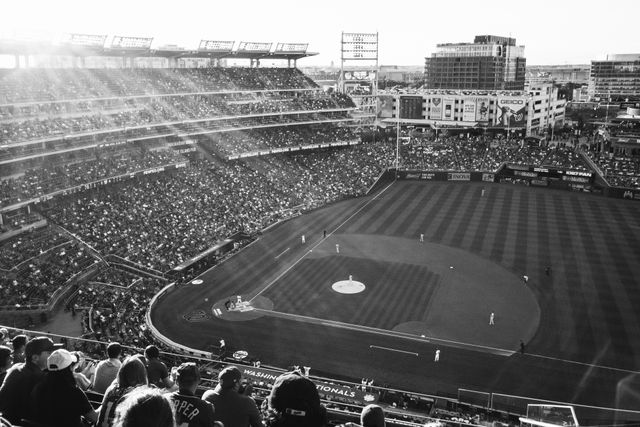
[97,384,135,427]
[170,389,217,427]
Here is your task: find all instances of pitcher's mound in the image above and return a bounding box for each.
[332,280,365,294]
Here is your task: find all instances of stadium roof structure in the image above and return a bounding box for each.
[0,38,318,61]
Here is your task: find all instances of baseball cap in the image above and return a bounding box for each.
[25,336,55,359]
[47,349,78,371]
[218,365,242,389]
[361,404,385,427]
[268,372,321,418]
[176,362,200,385]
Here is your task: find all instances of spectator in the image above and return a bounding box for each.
[0,329,8,346]
[0,346,12,385]
[0,336,54,424]
[92,341,123,394]
[144,345,173,389]
[263,371,327,427]
[29,349,98,427]
[361,404,385,427]
[98,355,149,427]
[202,366,262,427]
[71,351,93,391]
[10,335,27,365]
[112,386,176,427]
[168,362,217,427]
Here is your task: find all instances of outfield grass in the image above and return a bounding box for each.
[152,181,640,411]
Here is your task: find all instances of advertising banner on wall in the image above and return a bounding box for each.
[377,95,394,118]
[497,96,526,127]
[462,98,476,122]
[476,98,490,122]
[443,98,455,121]
[430,97,443,120]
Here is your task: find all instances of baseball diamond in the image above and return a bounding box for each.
[151,181,640,411]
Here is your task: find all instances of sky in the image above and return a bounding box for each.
[1,0,639,66]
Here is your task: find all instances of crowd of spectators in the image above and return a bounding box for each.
[0,226,69,270]
[207,125,358,157]
[0,149,186,207]
[0,67,317,104]
[0,327,511,427]
[74,277,163,348]
[589,152,640,189]
[0,91,355,145]
[0,241,98,308]
[40,144,392,272]
[90,267,141,288]
[399,134,591,173]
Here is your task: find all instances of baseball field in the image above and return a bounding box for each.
[151,180,640,414]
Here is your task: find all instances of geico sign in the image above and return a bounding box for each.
[499,99,525,104]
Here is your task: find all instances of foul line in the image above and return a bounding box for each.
[274,247,290,259]
[370,345,418,356]
[253,308,640,375]
[252,308,514,357]
[248,181,396,303]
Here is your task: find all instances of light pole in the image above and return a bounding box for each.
[395,95,400,173]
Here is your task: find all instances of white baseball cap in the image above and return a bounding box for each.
[47,349,78,371]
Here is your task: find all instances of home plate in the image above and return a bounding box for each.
[332,280,366,294]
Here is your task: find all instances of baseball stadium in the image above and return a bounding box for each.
[0,32,639,427]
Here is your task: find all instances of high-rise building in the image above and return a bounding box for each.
[424,35,526,90]
[588,54,640,102]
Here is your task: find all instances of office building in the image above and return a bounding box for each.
[424,35,526,91]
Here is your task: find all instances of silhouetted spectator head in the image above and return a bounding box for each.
[175,362,200,391]
[0,328,8,343]
[361,404,385,427]
[117,356,148,388]
[11,334,27,353]
[217,365,242,390]
[0,345,12,371]
[24,336,55,369]
[112,387,176,427]
[144,345,160,360]
[266,371,327,427]
[107,342,123,359]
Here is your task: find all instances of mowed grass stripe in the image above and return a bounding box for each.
[533,192,579,356]
[353,184,424,235]
[422,184,467,241]
[468,187,502,254]
[605,200,640,260]
[373,263,428,329]
[448,185,482,248]
[551,193,598,361]
[384,184,441,237]
[529,192,560,353]
[331,189,397,234]
[582,198,640,365]
[511,188,532,275]
[564,198,621,357]
[459,186,492,250]
[500,188,523,270]
[389,184,442,237]
[430,184,470,243]
[414,272,441,320]
[584,201,640,367]
[486,186,513,260]
[410,184,454,241]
